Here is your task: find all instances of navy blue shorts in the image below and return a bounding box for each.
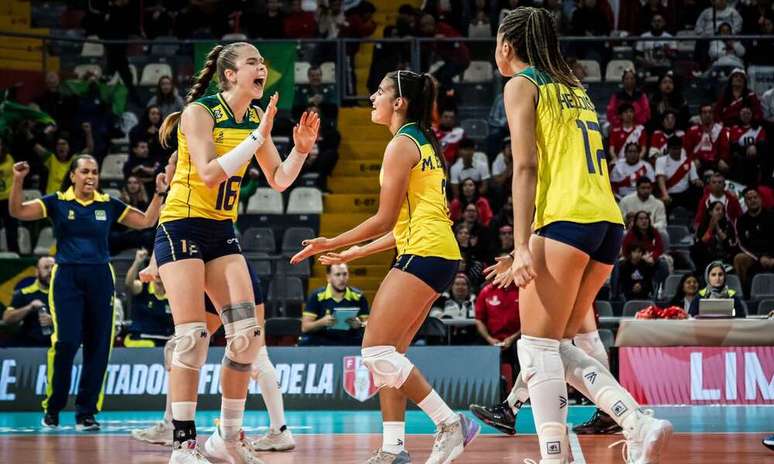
[154,218,241,267]
[535,221,624,265]
[393,254,460,293]
[204,259,264,315]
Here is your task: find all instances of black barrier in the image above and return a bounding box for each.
[0,346,499,411]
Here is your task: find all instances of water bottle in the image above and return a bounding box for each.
[39,305,52,336]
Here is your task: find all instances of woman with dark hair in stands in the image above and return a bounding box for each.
[715,68,764,126]
[606,68,651,127]
[668,272,700,311]
[649,71,690,130]
[147,75,185,118]
[449,177,493,226]
[691,201,738,272]
[130,105,170,163]
[689,261,746,318]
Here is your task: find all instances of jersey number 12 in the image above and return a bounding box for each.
[576,120,606,175]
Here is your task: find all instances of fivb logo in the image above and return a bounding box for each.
[342,356,378,402]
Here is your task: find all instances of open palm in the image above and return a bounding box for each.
[293,111,321,154]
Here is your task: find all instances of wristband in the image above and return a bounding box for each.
[216,128,266,177]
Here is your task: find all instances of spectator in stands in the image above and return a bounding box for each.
[435,107,465,163]
[729,106,769,185]
[694,172,743,227]
[668,272,700,310]
[689,261,746,317]
[430,272,477,344]
[123,140,158,197]
[468,5,494,37]
[733,188,774,292]
[341,1,378,92]
[455,223,486,287]
[1,256,56,347]
[130,105,168,164]
[489,193,514,233]
[123,248,173,347]
[764,86,774,136]
[611,142,656,199]
[692,201,738,270]
[300,105,341,189]
[283,0,318,38]
[120,175,149,211]
[146,76,184,119]
[459,203,489,250]
[636,14,677,71]
[606,69,651,128]
[450,139,490,197]
[684,103,731,173]
[623,209,670,284]
[617,244,656,299]
[367,4,415,93]
[708,22,746,68]
[740,0,774,34]
[417,13,471,87]
[474,273,520,390]
[301,263,369,346]
[637,0,673,33]
[487,93,507,159]
[424,0,466,32]
[619,176,668,230]
[609,103,648,161]
[98,0,140,103]
[716,69,764,127]
[656,136,703,211]
[70,71,114,158]
[142,1,175,39]
[252,0,285,38]
[649,110,685,159]
[317,0,346,38]
[0,137,19,253]
[543,0,570,32]
[695,0,743,36]
[490,224,515,260]
[36,127,94,195]
[569,0,612,63]
[649,71,690,131]
[450,177,493,226]
[490,137,512,206]
[566,57,588,83]
[36,72,78,134]
[293,66,338,121]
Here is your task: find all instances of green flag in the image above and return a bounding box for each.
[61,79,128,116]
[0,93,56,136]
[193,42,296,110]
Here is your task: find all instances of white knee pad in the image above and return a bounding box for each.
[361,346,414,389]
[163,338,176,371]
[573,330,609,369]
[250,346,276,380]
[222,302,262,372]
[171,322,210,371]
[516,336,564,387]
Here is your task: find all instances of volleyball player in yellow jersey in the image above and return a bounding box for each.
[154,42,319,464]
[485,8,672,464]
[291,70,479,464]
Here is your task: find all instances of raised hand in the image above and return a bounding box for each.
[290,236,332,265]
[155,172,169,194]
[13,162,30,180]
[258,92,279,141]
[292,111,321,154]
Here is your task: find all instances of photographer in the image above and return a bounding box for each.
[1,256,56,347]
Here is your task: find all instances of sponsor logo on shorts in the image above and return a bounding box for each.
[546,441,561,455]
[612,400,628,417]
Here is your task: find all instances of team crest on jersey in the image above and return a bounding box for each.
[215,131,225,144]
[248,107,260,124]
[95,210,107,221]
[67,210,75,220]
[342,356,378,402]
[212,105,228,123]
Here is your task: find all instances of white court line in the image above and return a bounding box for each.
[567,425,586,464]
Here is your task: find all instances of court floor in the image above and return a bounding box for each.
[1,406,772,463]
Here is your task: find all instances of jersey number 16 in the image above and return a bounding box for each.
[215,176,241,211]
[576,120,606,175]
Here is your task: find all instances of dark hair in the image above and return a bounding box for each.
[624,142,640,153]
[742,187,759,198]
[460,177,480,203]
[325,264,346,274]
[159,42,252,148]
[458,138,475,150]
[669,272,700,306]
[632,210,656,242]
[698,200,728,236]
[667,135,682,148]
[60,154,98,193]
[617,102,635,114]
[635,176,652,186]
[154,75,176,104]
[385,70,446,169]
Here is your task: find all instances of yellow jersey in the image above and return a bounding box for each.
[516,67,623,230]
[160,93,261,224]
[44,153,71,195]
[0,153,14,201]
[380,123,461,260]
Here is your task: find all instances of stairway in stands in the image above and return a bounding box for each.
[0,0,58,73]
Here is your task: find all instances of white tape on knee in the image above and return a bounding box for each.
[516,336,564,387]
[171,322,210,371]
[222,302,262,372]
[163,338,176,371]
[361,346,414,389]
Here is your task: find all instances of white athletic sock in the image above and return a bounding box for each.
[253,347,287,432]
[382,421,405,454]
[506,374,529,409]
[573,330,610,370]
[163,388,173,423]
[220,397,246,442]
[417,389,456,427]
[559,339,639,427]
[171,401,197,421]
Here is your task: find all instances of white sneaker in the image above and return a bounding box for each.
[613,410,673,464]
[425,413,480,464]
[250,428,295,451]
[169,439,212,464]
[203,428,265,464]
[522,459,572,464]
[132,420,174,446]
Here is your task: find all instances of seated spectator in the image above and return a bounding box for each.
[450,178,493,226]
[123,249,173,346]
[668,272,700,312]
[636,14,677,72]
[609,103,648,161]
[695,0,743,37]
[366,4,414,93]
[431,273,477,344]
[1,256,56,347]
[740,0,774,34]
[299,105,341,189]
[606,69,651,128]
[729,106,769,185]
[450,139,490,197]
[637,0,672,34]
[417,13,471,87]
[455,223,486,287]
[694,172,743,228]
[649,71,690,131]
[475,276,521,391]
[764,86,774,131]
[623,210,666,261]
[458,203,490,252]
[569,0,612,63]
[543,0,570,32]
[733,188,774,292]
[617,244,656,300]
[649,110,685,159]
[489,194,514,233]
[434,107,465,164]
[293,66,338,121]
[611,142,656,199]
[130,105,169,164]
[490,224,515,260]
[123,140,159,197]
[619,177,668,231]
[300,264,369,346]
[689,261,746,318]
[656,136,703,211]
[692,201,738,271]
[120,175,150,211]
[317,0,347,38]
[251,0,285,38]
[715,69,764,127]
[110,177,155,253]
[490,137,513,206]
[35,71,78,134]
[708,23,746,69]
[486,93,507,159]
[566,57,588,83]
[146,76,184,119]
[283,0,318,38]
[684,104,731,174]
[746,16,774,65]
[0,137,19,253]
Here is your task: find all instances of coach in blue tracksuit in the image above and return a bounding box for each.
[9,155,167,431]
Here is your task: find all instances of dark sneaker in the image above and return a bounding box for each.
[75,415,101,432]
[763,434,774,451]
[572,409,622,435]
[41,412,59,429]
[469,402,517,435]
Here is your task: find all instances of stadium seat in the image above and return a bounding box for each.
[241,227,276,253]
[80,36,104,57]
[295,61,311,84]
[462,61,494,83]
[0,227,31,255]
[748,66,774,96]
[276,258,311,278]
[222,33,248,41]
[246,188,284,214]
[22,189,42,202]
[468,23,492,38]
[0,252,20,259]
[599,329,615,350]
[266,276,305,316]
[605,60,634,82]
[622,299,655,317]
[460,118,489,141]
[140,63,173,86]
[73,63,102,79]
[101,154,128,180]
[248,258,273,278]
[726,274,744,299]
[286,187,323,214]
[127,64,138,86]
[671,249,696,272]
[150,36,180,56]
[666,225,692,249]
[595,300,614,317]
[417,316,448,344]
[675,30,696,55]
[756,299,774,315]
[102,188,122,198]
[659,228,671,250]
[265,317,302,338]
[661,274,685,301]
[34,227,55,256]
[578,60,602,83]
[281,227,315,254]
[320,61,336,84]
[751,273,774,300]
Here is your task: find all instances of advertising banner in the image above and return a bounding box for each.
[619,346,774,405]
[0,346,499,411]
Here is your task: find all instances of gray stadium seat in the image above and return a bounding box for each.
[265,317,302,338]
[295,61,311,84]
[0,227,31,255]
[276,258,311,278]
[34,227,55,256]
[671,249,696,272]
[461,61,493,83]
[140,63,173,86]
[594,300,614,317]
[661,274,685,301]
[246,188,283,214]
[248,258,272,279]
[102,188,122,198]
[599,329,615,350]
[22,189,42,202]
[281,227,315,254]
[73,63,102,79]
[755,299,774,315]
[101,154,128,181]
[266,276,305,316]
[80,36,104,57]
[622,299,655,317]
[242,227,276,253]
[286,187,323,214]
[320,61,336,84]
[605,60,634,82]
[751,273,774,300]
[726,274,744,299]
[460,118,489,141]
[666,225,692,249]
[578,59,602,83]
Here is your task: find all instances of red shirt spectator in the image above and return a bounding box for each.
[622,211,665,259]
[609,103,648,160]
[433,108,465,163]
[694,172,743,227]
[610,143,655,198]
[449,178,493,226]
[715,69,764,126]
[475,282,520,342]
[283,0,318,38]
[648,110,684,159]
[606,70,651,127]
[684,105,731,169]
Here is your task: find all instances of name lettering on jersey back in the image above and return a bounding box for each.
[421,155,442,172]
[557,91,595,112]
